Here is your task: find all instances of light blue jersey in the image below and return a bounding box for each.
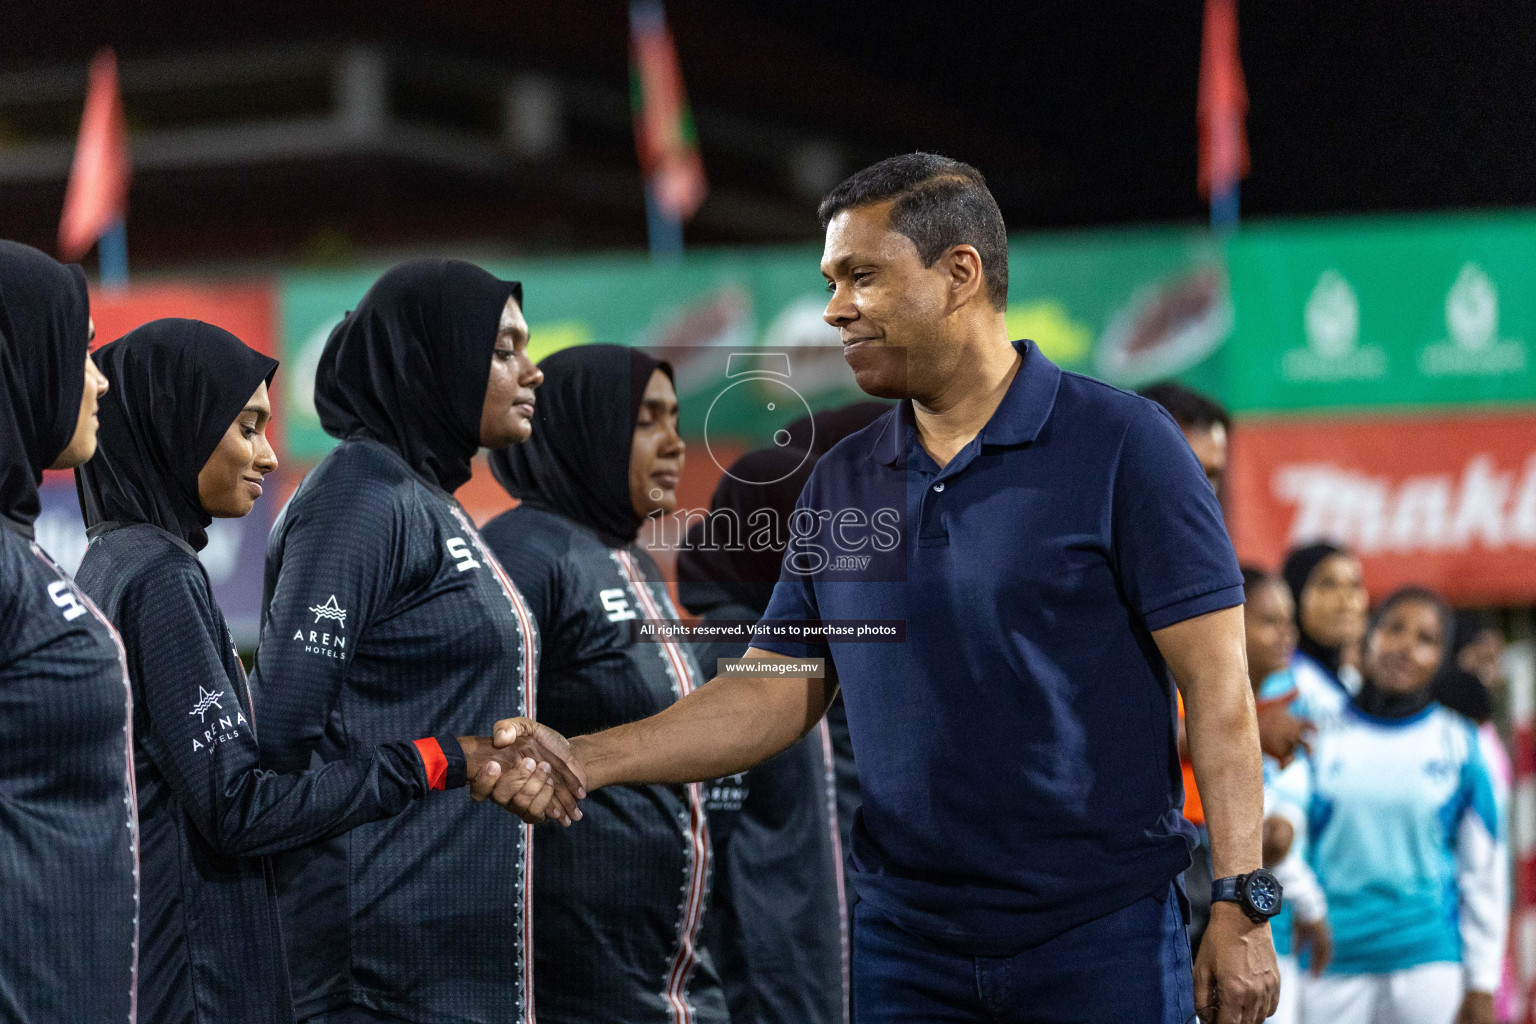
[1287,651,1357,733]
[1269,703,1507,990]
[1256,667,1301,956]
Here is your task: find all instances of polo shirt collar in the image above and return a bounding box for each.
[871,339,1062,467]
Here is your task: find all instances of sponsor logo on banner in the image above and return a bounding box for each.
[1272,455,1536,554]
[1280,271,1387,382]
[1230,415,1536,602]
[1418,263,1527,377]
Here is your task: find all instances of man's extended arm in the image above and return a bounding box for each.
[493,649,835,792]
[1154,604,1278,1024]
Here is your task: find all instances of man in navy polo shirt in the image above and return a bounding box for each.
[498,154,1278,1024]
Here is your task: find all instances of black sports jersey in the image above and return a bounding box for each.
[253,439,537,1024]
[0,239,139,1024]
[486,342,727,1024]
[0,526,140,1024]
[77,521,446,1024]
[73,319,461,1024]
[689,604,847,1024]
[674,443,851,1024]
[483,507,727,1024]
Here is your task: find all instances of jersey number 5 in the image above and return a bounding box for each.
[600,588,636,622]
[446,537,480,572]
[47,580,88,622]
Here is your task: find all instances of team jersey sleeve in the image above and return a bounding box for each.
[252,480,463,789]
[1256,667,1299,708]
[1266,755,1314,839]
[1456,726,1509,994]
[1263,756,1327,924]
[1110,404,1244,631]
[122,559,443,857]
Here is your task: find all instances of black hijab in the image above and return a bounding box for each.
[1282,542,1352,679]
[489,344,672,547]
[76,319,279,552]
[1355,586,1454,720]
[1431,610,1498,724]
[676,445,819,617]
[0,241,91,535]
[314,259,522,494]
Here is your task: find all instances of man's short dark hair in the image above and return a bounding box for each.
[818,153,1009,311]
[1138,381,1231,432]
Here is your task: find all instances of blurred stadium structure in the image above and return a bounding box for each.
[7,1,1536,1019]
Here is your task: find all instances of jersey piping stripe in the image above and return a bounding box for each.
[816,719,851,1024]
[35,543,141,1024]
[450,509,539,1024]
[616,549,710,1024]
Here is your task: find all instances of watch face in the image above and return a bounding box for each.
[1246,872,1281,916]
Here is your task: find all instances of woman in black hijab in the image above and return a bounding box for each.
[676,445,849,1024]
[251,260,577,1024]
[482,343,730,1024]
[73,318,540,1024]
[1282,541,1369,730]
[0,240,137,1024]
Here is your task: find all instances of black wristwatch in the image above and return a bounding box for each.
[1211,869,1283,924]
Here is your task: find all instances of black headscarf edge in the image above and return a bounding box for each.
[76,319,279,550]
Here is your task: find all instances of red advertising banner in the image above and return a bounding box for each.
[88,281,280,448]
[1229,413,1536,603]
[90,282,276,355]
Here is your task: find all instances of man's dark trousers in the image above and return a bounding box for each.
[852,883,1196,1023]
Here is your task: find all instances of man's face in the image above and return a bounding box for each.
[821,202,955,402]
[1182,422,1228,492]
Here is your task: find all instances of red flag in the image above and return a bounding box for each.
[1197,0,1248,199]
[630,1,707,222]
[59,48,130,260]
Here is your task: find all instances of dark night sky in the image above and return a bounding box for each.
[3,0,1534,259]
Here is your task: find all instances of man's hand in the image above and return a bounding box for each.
[1293,917,1332,976]
[1193,903,1281,1024]
[1456,990,1495,1024]
[479,718,586,823]
[461,718,586,825]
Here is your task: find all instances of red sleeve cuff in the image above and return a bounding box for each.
[413,737,450,790]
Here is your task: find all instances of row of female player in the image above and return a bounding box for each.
[1241,545,1507,1024]
[0,240,866,1024]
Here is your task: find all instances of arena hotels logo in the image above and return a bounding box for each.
[1417,263,1527,377]
[188,685,247,754]
[1280,270,1388,383]
[1272,454,1536,554]
[293,595,347,658]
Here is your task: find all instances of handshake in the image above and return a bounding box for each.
[457,718,588,826]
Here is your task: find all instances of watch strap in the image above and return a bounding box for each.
[1211,873,1245,905]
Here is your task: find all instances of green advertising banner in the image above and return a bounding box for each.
[278,210,1536,460]
[1225,212,1536,414]
[279,232,1232,459]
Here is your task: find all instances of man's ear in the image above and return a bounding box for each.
[946,244,985,309]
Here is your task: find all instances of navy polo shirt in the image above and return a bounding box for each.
[751,339,1243,955]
